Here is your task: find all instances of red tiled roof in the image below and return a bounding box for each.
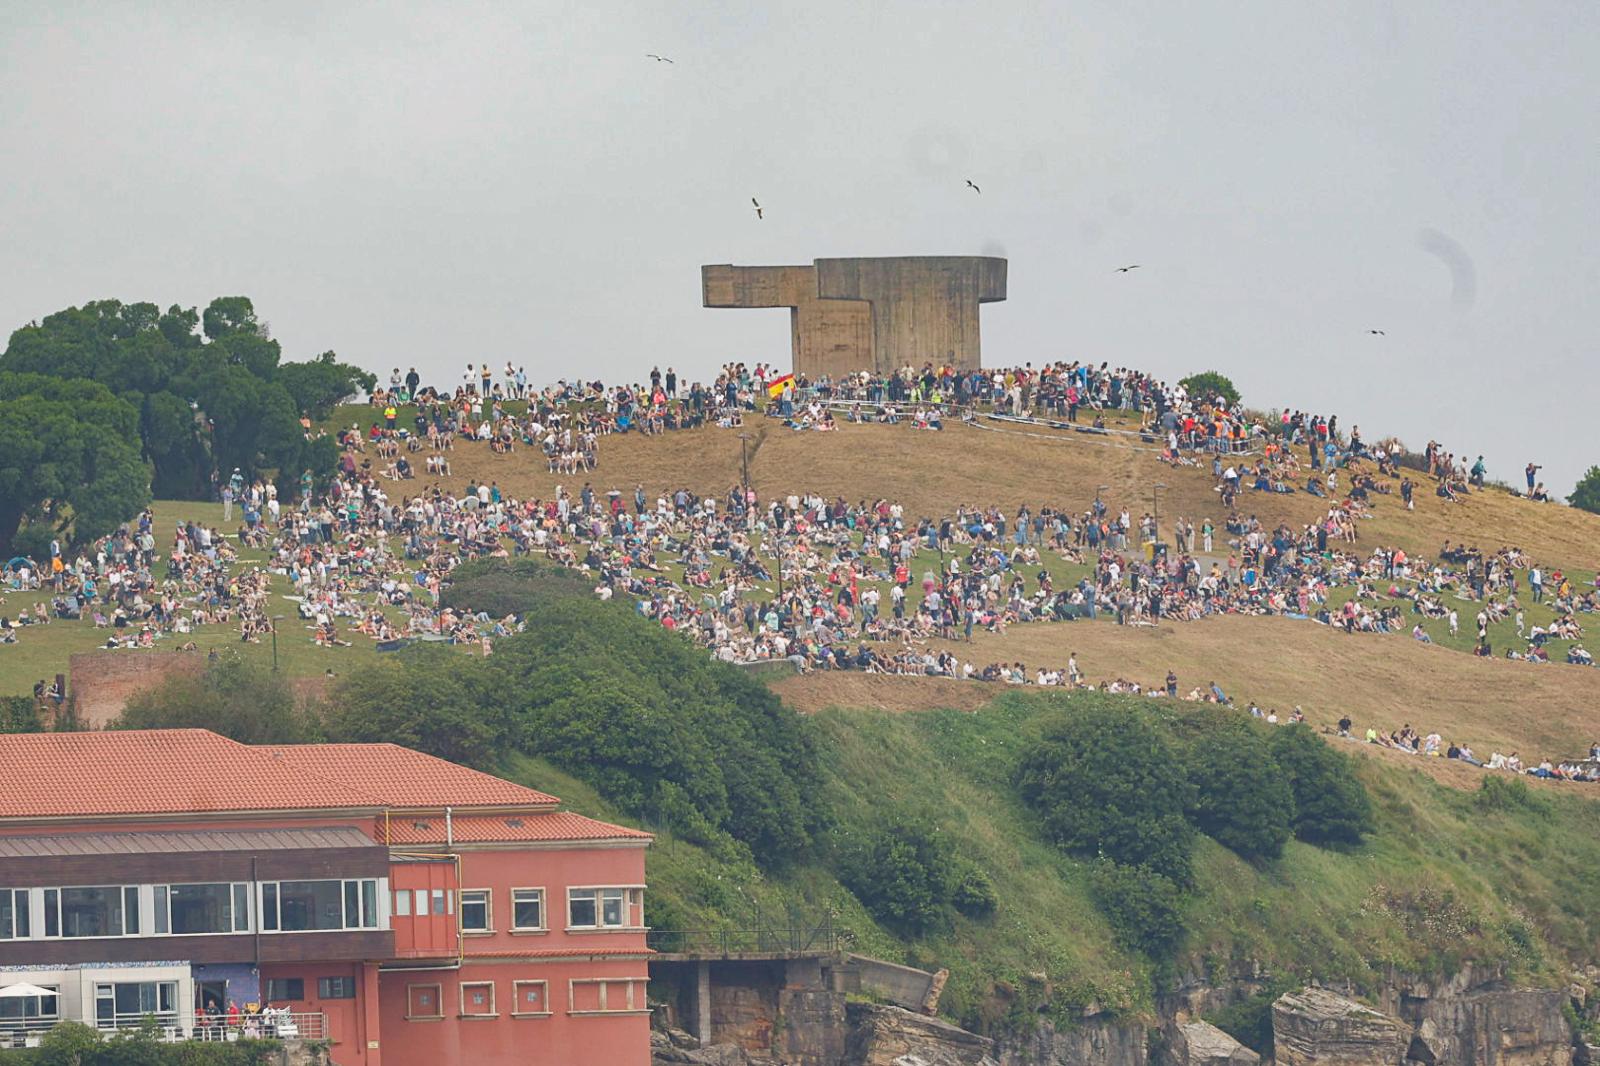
[383,811,651,846]
[260,744,558,809]
[0,730,379,819]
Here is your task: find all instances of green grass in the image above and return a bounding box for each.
[499,690,1600,1033]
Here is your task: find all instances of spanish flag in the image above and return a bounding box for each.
[766,373,795,398]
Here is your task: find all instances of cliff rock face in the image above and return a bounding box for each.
[1168,1021,1261,1066]
[845,1003,998,1066]
[995,1016,1150,1066]
[1272,988,1408,1066]
[1404,989,1574,1066]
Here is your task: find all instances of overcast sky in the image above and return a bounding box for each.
[3,1,1596,494]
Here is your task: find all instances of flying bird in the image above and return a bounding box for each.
[752,198,762,220]
[646,54,674,63]
[1368,329,1386,335]
[966,180,981,194]
[1114,264,1141,273]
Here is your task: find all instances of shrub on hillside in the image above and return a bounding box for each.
[115,657,320,744]
[485,596,822,868]
[1178,371,1241,409]
[1087,860,1187,958]
[837,814,973,934]
[0,695,41,734]
[1177,712,1294,860]
[1570,466,1600,514]
[1268,725,1372,845]
[441,556,593,618]
[1016,706,1195,884]
[1472,774,1552,818]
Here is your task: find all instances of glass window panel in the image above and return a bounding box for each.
[512,890,542,930]
[362,880,378,929]
[266,978,304,1002]
[430,889,446,916]
[261,883,279,931]
[0,889,16,940]
[233,884,251,931]
[44,890,59,938]
[414,889,428,916]
[395,890,411,917]
[124,887,140,934]
[460,890,489,931]
[343,881,359,927]
[169,883,237,935]
[153,887,169,935]
[568,891,597,928]
[601,889,624,927]
[318,977,356,999]
[277,880,345,931]
[59,886,124,937]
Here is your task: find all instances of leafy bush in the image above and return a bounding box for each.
[1016,706,1195,884]
[952,864,999,918]
[1178,371,1241,409]
[1177,712,1294,860]
[1087,860,1187,958]
[441,556,594,618]
[1205,980,1296,1057]
[1472,774,1552,818]
[115,657,320,744]
[0,695,42,734]
[0,1021,281,1064]
[837,814,969,933]
[1268,725,1372,845]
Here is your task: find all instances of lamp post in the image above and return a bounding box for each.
[737,433,752,494]
[1152,483,1167,548]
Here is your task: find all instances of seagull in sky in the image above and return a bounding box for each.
[1368,329,1386,335]
[646,54,674,63]
[966,180,981,194]
[752,198,763,220]
[1114,264,1141,273]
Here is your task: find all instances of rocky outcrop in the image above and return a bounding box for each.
[995,1015,1150,1066]
[1272,988,1408,1066]
[651,1029,780,1065]
[846,1003,999,1066]
[1404,988,1574,1066]
[1167,1020,1260,1066]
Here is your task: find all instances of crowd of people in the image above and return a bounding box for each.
[1,359,1592,777]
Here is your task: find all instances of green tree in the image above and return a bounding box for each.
[1,296,370,500]
[1016,706,1195,884]
[1178,371,1241,409]
[323,645,510,769]
[114,657,320,744]
[1268,725,1372,846]
[1570,466,1600,514]
[1176,711,1294,860]
[0,372,151,556]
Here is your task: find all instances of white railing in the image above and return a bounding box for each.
[94,1010,327,1042]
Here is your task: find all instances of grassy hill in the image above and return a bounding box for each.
[514,689,1600,1031]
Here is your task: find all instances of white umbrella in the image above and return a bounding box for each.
[0,982,55,998]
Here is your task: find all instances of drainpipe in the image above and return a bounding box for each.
[445,807,453,848]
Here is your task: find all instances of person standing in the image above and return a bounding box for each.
[1525,462,1541,492]
[1530,566,1544,603]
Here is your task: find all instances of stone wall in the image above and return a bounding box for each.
[67,648,205,727]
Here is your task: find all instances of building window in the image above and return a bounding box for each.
[95,981,176,1028]
[266,979,304,1003]
[511,889,544,932]
[260,879,381,932]
[0,984,57,1027]
[406,983,443,1021]
[459,890,491,933]
[511,980,550,1017]
[0,889,30,940]
[568,978,649,1015]
[394,889,411,917]
[431,889,449,916]
[155,883,251,935]
[318,977,357,1000]
[459,981,497,1019]
[567,887,627,929]
[43,886,140,938]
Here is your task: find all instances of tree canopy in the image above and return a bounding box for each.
[1570,466,1600,515]
[0,296,373,504]
[0,372,152,557]
[1178,370,1241,409]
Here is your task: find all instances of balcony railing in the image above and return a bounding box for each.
[56,1010,331,1043]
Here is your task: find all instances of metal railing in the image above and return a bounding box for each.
[92,1010,327,1042]
[647,915,838,956]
